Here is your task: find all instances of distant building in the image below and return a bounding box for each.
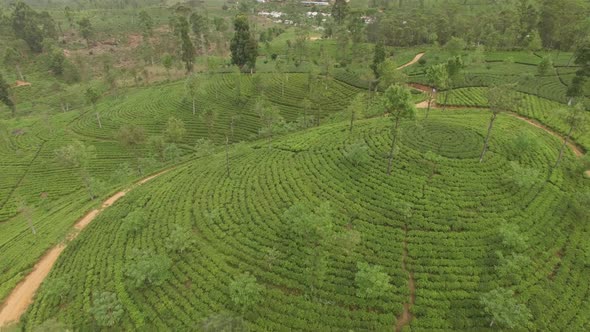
[301,1,330,6]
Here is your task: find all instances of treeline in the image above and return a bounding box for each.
[354,0,590,50]
[0,0,163,10]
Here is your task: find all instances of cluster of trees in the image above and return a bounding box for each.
[359,0,590,51]
[8,2,57,53]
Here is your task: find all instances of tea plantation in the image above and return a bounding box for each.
[21,110,590,331]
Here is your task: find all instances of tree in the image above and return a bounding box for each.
[566,44,589,99]
[331,0,349,25]
[16,199,36,235]
[425,64,448,120]
[125,249,172,288]
[371,42,386,79]
[230,15,257,71]
[355,262,392,299]
[348,93,365,133]
[444,37,466,56]
[89,292,123,327]
[479,85,519,163]
[165,116,186,143]
[85,87,101,128]
[480,288,532,329]
[49,50,66,76]
[229,272,263,314]
[300,98,313,129]
[138,10,154,39]
[77,17,93,48]
[495,251,532,286]
[190,12,209,56]
[176,16,195,73]
[378,59,406,90]
[0,73,16,117]
[527,30,543,51]
[444,56,464,110]
[256,99,284,148]
[117,125,147,174]
[4,47,24,80]
[185,74,202,115]
[162,54,174,79]
[537,57,553,76]
[55,141,96,200]
[345,141,370,166]
[166,224,195,254]
[11,2,45,53]
[382,85,416,175]
[42,277,69,304]
[122,210,146,233]
[510,161,541,190]
[498,223,528,253]
[546,103,585,180]
[201,106,218,140]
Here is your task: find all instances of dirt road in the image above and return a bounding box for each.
[412,86,585,158]
[0,170,169,327]
[397,53,425,70]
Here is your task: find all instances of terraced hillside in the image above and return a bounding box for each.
[22,110,590,331]
[0,73,361,305]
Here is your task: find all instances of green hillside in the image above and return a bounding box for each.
[22,110,590,331]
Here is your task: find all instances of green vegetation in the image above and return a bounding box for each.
[21,112,589,330]
[0,0,589,330]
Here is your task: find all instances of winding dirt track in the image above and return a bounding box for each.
[0,170,169,327]
[412,87,585,158]
[397,53,425,70]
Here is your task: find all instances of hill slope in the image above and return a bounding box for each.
[22,110,589,331]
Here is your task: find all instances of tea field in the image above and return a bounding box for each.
[21,110,590,331]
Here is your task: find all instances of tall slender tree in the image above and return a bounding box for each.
[85,87,101,128]
[0,73,16,117]
[382,85,416,175]
[425,64,448,120]
[479,85,519,163]
[546,103,585,180]
[230,14,257,72]
[176,16,195,73]
[331,0,349,24]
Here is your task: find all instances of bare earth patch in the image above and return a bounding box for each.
[14,81,31,87]
[397,53,425,70]
[0,170,170,327]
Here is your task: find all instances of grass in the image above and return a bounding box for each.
[20,110,589,331]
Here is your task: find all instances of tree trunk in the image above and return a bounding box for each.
[546,125,574,180]
[350,109,355,133]
[95,111,102,128]
[303,108,307,128]
[16,64,24,81]
[425,93,433,120]
[82,171,95,200]
[479,111,498,163]
[27,218,37,235]
[316,107,321,126]
[225,136,230,178]
[387,116,401,176]
[192,98,196,115]
[11,105,16,117]
[442,90,449,111]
